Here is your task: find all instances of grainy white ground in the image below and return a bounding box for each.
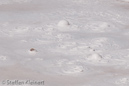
[0,0,129,86]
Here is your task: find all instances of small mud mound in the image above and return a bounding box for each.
[28,48,37,56]
[57,20,72,31]
[86,53,103,62]
[57,20,70,27]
